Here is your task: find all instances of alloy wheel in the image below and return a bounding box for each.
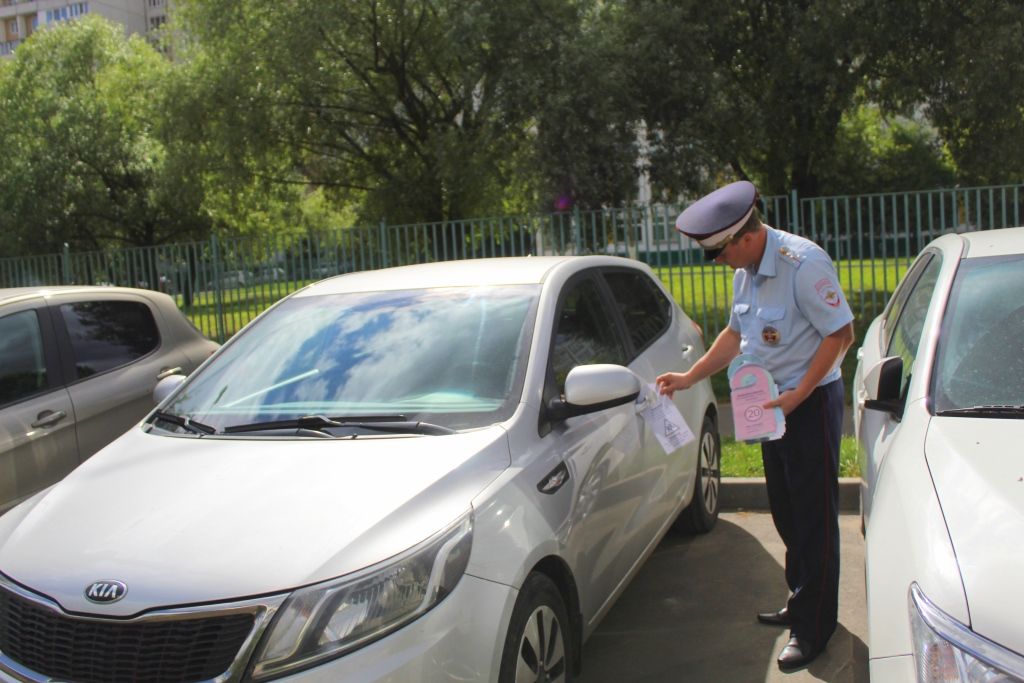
[699,428,721,513]
[515,605,567,683]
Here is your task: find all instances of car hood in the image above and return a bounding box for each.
[0,425,510,617]
[926,417,1024,653]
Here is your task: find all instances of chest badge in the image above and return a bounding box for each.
[762,325,781,345]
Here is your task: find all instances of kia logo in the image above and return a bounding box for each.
[84,580,127,604]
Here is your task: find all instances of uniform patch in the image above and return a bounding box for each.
[814,278,841,307]
[762,325,780,345]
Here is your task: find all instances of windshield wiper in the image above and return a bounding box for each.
[150,410,216,435]
[936,405,1024,417]
[222,414,456,436]
[346,420,456,436]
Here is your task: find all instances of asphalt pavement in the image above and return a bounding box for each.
[579,511,868,683]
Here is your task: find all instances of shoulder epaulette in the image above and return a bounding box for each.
[778,246,804,267]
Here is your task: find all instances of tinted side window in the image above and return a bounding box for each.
[603,270,671,354]
[551,278,627,392]
[885,255,942,398]
[0,310,49,406]
[60,301,159,379]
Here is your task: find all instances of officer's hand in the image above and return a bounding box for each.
[763,390,804,416]
[656,371,693,399]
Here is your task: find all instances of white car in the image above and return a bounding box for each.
[854,227,1024,682]
[0,256,719,682]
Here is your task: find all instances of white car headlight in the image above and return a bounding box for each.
[909,583,1024,682]
[250,512,473,680]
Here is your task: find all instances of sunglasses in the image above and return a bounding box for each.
[703,232,742,260]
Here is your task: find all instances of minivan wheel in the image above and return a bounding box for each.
[675,414,720,534]
[499,573,572,683]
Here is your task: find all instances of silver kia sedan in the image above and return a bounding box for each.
[0,286,218,514]
[0,256,719,682]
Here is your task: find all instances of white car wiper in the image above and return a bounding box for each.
[936,405,1024,417]
[221,414,456,436]
[150,410,216,435]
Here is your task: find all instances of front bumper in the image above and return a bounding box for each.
[0,574,517,683]
[869,654,915,682]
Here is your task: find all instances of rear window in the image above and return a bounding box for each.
[60,301,160,379]
[602,270,672,355]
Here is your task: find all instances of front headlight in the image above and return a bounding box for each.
[909,583,1024,682]
[250,512,473,680]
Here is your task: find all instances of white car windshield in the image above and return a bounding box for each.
[932,253,1024,413]
[163,285,539,433]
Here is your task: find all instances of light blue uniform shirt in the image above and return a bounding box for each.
[728,227,854,391]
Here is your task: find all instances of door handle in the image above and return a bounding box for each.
[32,410,67,428]
[157,367,183,380]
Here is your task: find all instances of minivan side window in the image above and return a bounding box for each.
[0,310,48,407]
[60,301,160,379]
[602,270,671,356]
[550,278,627,393]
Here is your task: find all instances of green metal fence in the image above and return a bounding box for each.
[2,183,1021,341]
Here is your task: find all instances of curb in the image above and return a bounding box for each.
[721,477,860,512]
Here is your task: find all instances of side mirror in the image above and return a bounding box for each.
[547,364,641,422]
[153,374,186,405]
[862,355,904,420]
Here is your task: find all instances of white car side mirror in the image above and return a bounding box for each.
[545,364,641,424]
[564,364,641,406]
[153,374,186,405]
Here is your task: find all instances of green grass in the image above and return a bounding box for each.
[721,435,860,478]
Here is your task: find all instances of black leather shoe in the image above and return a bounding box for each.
[777,636,820,671]
[756,606,791,626]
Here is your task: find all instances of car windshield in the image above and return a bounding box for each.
[932,253,1024,413]
[163,285,540,433]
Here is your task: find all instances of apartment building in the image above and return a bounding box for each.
[0,0,169,57]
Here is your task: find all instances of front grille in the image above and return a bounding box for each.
[0,587,256,682]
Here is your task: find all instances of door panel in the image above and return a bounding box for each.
[540,273,648,622]
[601,268,702,532]
[857,253,943,526]
[0,303,78,511]
[0,389,78,512]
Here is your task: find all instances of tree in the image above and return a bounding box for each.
[874,0,1024,185]
[522,3,643,211]
[172,0,597,225]
[0,16,209,255]
[622,0,914,197]
[819,104,956,194]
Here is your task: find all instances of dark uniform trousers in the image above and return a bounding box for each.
[761,378,844,652]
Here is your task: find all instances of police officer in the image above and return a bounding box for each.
[656,180,854,671]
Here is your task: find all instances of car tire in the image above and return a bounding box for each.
[675,414,720,534]
[498,572,573,683]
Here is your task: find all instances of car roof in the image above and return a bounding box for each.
[297,255,644,296]
[959,226,1024,259]
[0,285,157,306]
